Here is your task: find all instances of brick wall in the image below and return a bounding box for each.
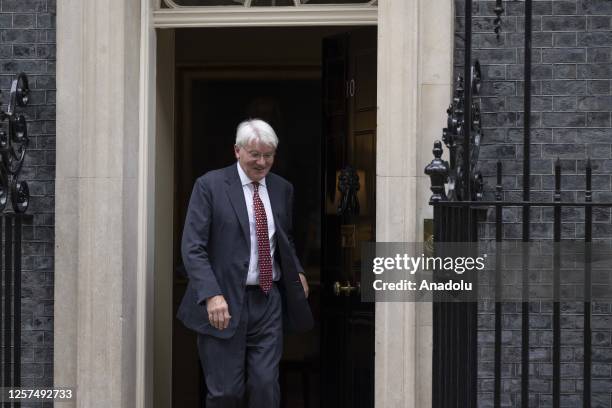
[0,0,55,399]
[454,0,612,407]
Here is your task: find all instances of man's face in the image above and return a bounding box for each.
[234,139,276,182]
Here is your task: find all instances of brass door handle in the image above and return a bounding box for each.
[333,281,360,296]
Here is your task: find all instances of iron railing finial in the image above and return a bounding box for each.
[425,140,449,203]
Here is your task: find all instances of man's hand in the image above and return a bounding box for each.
[206,295,231,330]
[299,273,309,299]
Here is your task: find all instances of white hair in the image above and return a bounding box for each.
[235,119,278,149]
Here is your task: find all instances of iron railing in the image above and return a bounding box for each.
[426,1,606,407]
[0,73,31,408]
[1,214,31,408]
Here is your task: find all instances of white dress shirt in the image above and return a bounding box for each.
[236,162,280,284]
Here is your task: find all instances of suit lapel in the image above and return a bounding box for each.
[225,165,250,248]
[266,175,284,230]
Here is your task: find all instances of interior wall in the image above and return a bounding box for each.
[175,26,350,65]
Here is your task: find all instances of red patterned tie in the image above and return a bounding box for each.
[253,182,273,294]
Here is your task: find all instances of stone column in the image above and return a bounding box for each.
[376,0,453,407]
[415,1,454,407]
[55,0,142,406]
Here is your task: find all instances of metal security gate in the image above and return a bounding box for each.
[425,1,607,407]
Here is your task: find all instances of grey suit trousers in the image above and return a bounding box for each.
[197,283,283,408]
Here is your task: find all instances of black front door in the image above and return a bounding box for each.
[320,27,377,408]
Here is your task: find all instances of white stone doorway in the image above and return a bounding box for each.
[55,2,453,407]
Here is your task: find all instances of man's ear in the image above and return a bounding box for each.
[234,145,240,160]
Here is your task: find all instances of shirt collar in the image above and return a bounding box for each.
[236,161,267,188]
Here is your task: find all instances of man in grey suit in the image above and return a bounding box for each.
[177,119,313,408]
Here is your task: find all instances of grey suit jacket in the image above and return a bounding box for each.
[177,163,314,339]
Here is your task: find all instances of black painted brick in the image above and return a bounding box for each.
[481,80,517,95]
[587,79,611,94]
[588,15,612,30]
[507,32,554,47]
[13,44,36,58]
[577,95,612,111]
[1,0,47,13]
[587,48,612,63]
[462,1,612,404]
[552,31,578,46]
[482,64,507,80]
[541,79,587,95]
[576,127,612,142]
[554,0,578,15]
[553,95,577,111]
[542,48,586,63]
[577,31,612,46]
[507,64,553,80]
[542,15,587,31]
[553,64,577,79]
[36,14,54,29]
[542,112,587,126]
[507,95,553,111]
[586,112,611,127]
[579,0,612,15]
[578,63,612,79]
[13,14,35,29]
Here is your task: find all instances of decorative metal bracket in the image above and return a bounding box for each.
[0,73,30,213]
[337,165,360,216]
[426,61,484,202]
